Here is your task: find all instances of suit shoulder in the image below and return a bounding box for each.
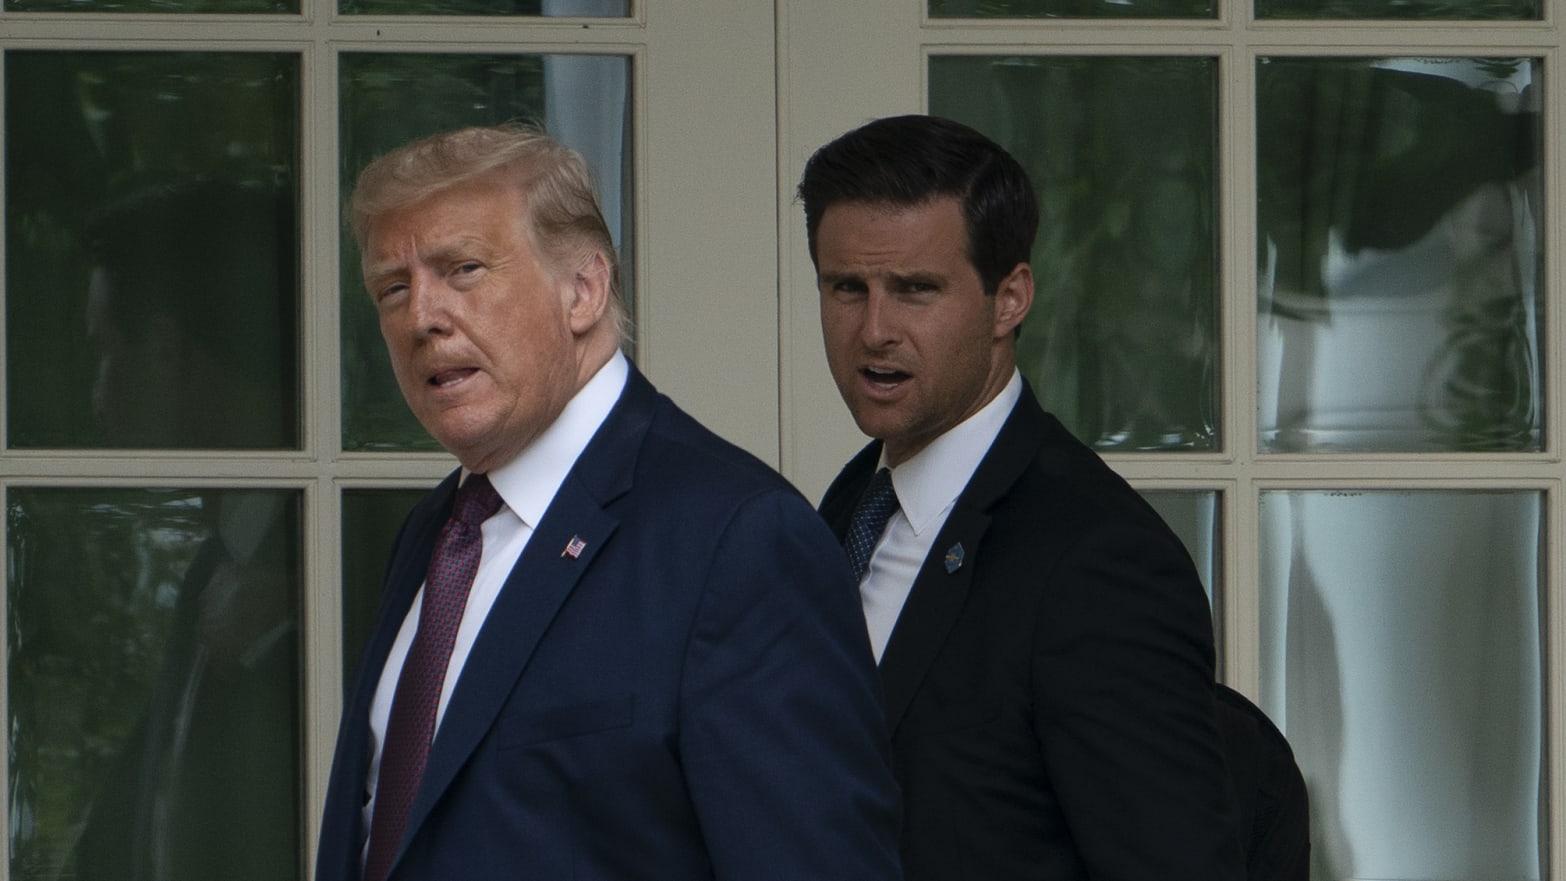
[639,396,802,502]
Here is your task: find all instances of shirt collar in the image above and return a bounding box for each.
[473,350,630,529]
[882,370,1021,536]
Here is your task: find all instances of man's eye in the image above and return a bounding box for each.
[376,282,408,302]
[454,261,482,276]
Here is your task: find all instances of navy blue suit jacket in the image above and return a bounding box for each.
[317,365,901,881]
[819,384,1245,881]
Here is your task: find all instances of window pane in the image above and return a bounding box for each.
[929,0,1212,17]
[1257,0,1539,20]
[6,0,293,11]
[1139,489,1222,654]
[339,52,632,452]
[1258,57,1542,454]
[931,55,1218,451]
[1258,490,1544,880]
[341,488,426,691]
[1140,490,1220,601]
[7,487,303,881]
[6,51,301,450]
[341,0,628,15]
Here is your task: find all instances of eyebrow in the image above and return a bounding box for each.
[816,270,863,286]
[817,269,946,288]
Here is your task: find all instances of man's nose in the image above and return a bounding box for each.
[860,290,899,347]
[406,276,454,338]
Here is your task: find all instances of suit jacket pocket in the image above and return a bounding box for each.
[502,694,636,746]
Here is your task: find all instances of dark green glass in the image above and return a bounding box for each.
[1257,57,1542,452]
[6,0,292,11]
[339,52,631,452]
[341,488,427,691]
[5,50,301,450]
[930,0,1211,16]
[341,0,627,14]
[1257,0,1538,19]
[7,487,303,881]
[930,55,1219,451]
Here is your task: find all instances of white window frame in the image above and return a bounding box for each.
[0,1,780,872]
[779,2,1564,875]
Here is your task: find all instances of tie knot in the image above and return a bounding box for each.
[861,467,896,511]
[452,474,504,528]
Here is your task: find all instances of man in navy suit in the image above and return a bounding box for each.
[798,114,1247,880]
[316,123,901,881]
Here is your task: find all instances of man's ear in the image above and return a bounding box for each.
[567,250,612,335]
[993,262,1034,338]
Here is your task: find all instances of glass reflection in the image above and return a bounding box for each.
[931,55,1218,451]
[1258,490,1543,880]
[929,0,1212,16]
[6,0,291,10]
[1140,490,1220,601]
[341,0,628,15]
[1257,57,1542,453]
[7,488,302,881]
[1256,0,1538,19]
[6,51,300,450]
[339,52,632,452]
[1139,490,1221,655]
[340,488,426,692]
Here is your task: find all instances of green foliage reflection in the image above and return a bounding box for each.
[5,51,300,449]
[931,55,1219,451]
[340,489,425,691]
[929,0,1212,16]
[6,0,292,11]
[7,488,302,881]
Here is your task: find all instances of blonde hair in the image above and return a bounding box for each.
[350,122,630,341]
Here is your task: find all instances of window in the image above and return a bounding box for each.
[780,3,1559,878]
[1,1,778,876]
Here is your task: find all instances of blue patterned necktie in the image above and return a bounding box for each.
[844,468,899,582]
[363,474,503,881]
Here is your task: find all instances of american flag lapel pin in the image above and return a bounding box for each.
[562,535,587,559]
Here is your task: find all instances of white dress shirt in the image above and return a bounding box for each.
[859,371,1021,662]
[362,351,629,832]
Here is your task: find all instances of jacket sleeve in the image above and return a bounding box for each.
[678,489,903,880]
[1032,520,1247,881]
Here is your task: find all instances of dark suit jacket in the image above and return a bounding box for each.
[1214,684,1311,881]
[317,365,901,881]
[819,385,1246,881]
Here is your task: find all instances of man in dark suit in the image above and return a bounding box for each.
[316,123,901,881]
[798,113,1247,880]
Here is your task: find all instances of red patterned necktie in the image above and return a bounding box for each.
[363,473,503,881]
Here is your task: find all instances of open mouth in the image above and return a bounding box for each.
[862,366,910,386]
[429,367,479,388]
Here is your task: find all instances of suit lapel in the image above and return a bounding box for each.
[396,364,654,858]
[871,386,1050,736]
[876,506,987,734]
[405,477,620,838]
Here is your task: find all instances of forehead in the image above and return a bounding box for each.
[362,176,528,263]
[815,197,969,268]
